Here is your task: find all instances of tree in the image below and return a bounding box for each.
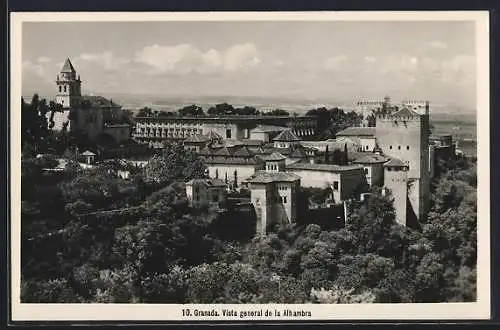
[207,103,234,116]
[136,107,153,117]
[263,109,289,116]
[234,106,259,116]
[140,266,187,303]
[144,144,206,185]
[178,105,204,117]
[21,278,82,303]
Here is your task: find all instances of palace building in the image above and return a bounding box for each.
[133,115,318,149]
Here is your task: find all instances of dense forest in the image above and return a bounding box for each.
[20,95,477,303]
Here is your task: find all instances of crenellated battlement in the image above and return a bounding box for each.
[375,114,423,121]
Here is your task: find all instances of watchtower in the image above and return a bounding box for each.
[375,101,430,222]
[56,58,81,109]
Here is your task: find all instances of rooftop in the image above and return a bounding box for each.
[135,115,316,122]
[336,127,376,137]
[246,171,301,184]
[273,129,301,142]
[221,139,264,147]
[384,158,408,168]
[353,153,388,164]
[286,162,364,172]
[60,58,76,73]
[259,152,287,161]
[184,134,211,143]
[391,107,422,118]
[81,150,96,156]
[185,178,227,187]
[251,125,288,133]
[205,129,224,141]
[201,155,263,165]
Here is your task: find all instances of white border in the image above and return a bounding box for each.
[10,11,490,321]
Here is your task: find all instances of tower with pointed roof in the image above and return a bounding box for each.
[375,102,430,223]
[56,58,81,109]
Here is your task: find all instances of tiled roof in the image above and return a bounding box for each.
[392,108,421,118]
[81,95,120,108]
[185,135,211,143]
[384,158,408,167]
[232,146,253,157]
[286,163,364,172]
[273,129,300,142]
[205,130,224,141]
[202,156,263,165]
[246,171,301,184]
[185,178,227,187]
[223,139,264,147]
[336,127,376,137]
[61,58,76,73]
[214,147,232,156]
[259,152,287,161]
[353,153,388,164]
[251,125,288,133]
[263,146,293,156]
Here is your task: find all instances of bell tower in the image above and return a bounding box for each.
[56,58,81,109]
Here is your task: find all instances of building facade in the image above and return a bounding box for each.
[133,115,317,147]
[285,163,366,203]
[246,169,301,237]
[185,178,228,208]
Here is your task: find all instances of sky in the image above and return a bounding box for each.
[21,20,477,109]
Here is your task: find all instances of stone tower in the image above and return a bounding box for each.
[383,159,409,225]
[246,156,300,237]
[375,102,430,222]
[56,58,82,109]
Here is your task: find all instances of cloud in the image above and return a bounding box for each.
[75,51,130,71]
[364,56,376,63]
[427,41,448,50]
[223,43,261,71]
[36,56,51,63]
[324,55,347,70]
[134,42,262,74]
[22,60,49,77]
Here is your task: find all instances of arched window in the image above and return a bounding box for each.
[64,85,67,92]
[389,145,393,149]
[398,146,401,150]
[59,85,62,92]
[407,146,410,150]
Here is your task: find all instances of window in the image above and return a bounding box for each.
[212,194,219,203]
[64,85,67,92]
[279,196,283,202]
[283,196,287,203]
[389,145,393,149]
[364,168,368,174]
[407,146,410,150]
[194,187,199,194]
[59,86,62,92]
[398,146,401,150]
[226,129,232,139]
[333,181,339,190]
